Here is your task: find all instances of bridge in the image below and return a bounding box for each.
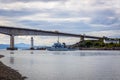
[0,26,107,50]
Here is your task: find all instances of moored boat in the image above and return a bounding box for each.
[47,42,69,51]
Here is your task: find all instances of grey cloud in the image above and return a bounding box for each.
[0,0,119,38]
[94,0,106,5]
[91,16,118,26]
[0,9,37,17]
[0,0,67,3]
[95,9,116,17]
[90,9,119,26]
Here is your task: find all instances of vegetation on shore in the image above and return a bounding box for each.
[71,39,120,49]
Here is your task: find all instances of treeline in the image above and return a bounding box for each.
[72,40,120,48]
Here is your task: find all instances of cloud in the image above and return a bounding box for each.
[0,17,18,26]
[86,30,120,38]
[0,0,67,3]
[0,16,29,28]
[0,9,37,17]
[0,0,120,45]
[0,0,115,12]
[18,13,91,22]
[0,34,10,44]
[0,1,61,11]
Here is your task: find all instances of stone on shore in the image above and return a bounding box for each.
[0,55,26,80]
[0,55,4,58]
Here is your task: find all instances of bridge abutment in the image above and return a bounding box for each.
[80,36,84,42]
[7,35,17,50]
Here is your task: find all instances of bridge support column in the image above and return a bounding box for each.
[7,35,17,50]
[80,36,84,42]
[30,37,34,50]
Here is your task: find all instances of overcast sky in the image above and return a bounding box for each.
[0,0,120,45]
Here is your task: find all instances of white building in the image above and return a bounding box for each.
[104,39,119,44]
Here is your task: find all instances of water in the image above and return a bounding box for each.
[0,50,120,80]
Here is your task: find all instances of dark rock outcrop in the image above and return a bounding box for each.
[0,55,26,80]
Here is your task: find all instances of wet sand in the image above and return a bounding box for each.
[0,55,26,80]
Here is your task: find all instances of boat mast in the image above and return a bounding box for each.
[55,30,60,43]
[58,34,59,43]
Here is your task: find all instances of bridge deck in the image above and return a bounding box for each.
[0,26,102,39]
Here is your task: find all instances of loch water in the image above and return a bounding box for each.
[0,50,120,80]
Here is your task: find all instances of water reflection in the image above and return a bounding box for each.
[52,52,66,55]
[1,50,120,80]
[30,52,34,54]
[10,51,14,54]
[30,52,34,65]
[52,51,120,57]
[10,51,15,64]
[10,56,14,64]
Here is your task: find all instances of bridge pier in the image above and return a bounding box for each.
[7,35,17,50]
[80,36,84,42]
[30,37,34,50]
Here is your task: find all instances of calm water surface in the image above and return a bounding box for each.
[0,50,120,80]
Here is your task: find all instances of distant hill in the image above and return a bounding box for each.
[0,44,9,49]
[0,43,30,49]
[0,43,50,49]
[15,43,30,48]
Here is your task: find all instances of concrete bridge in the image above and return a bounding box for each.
[0,26,105,50]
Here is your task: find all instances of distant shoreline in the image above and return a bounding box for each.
[0,55,26,80]
[79,47,120,50]
[0,48,120,51]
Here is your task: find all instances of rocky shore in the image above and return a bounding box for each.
[0,55,26,80]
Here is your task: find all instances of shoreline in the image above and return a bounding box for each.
[78,47,120,50]
[0,55,26,80]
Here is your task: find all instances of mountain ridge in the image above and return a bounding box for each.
[0,43,30,49]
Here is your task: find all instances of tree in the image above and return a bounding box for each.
[85,41,93,48]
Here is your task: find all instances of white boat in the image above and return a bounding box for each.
[47,34,72,51]
[47,41,69,51]
[47,34,77,51]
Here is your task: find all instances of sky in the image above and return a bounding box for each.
[0,0,120,46]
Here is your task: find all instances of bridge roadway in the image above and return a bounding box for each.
[0,26,103,50]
